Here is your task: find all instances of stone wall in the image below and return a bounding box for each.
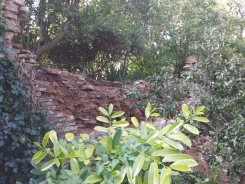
[1,0,143,136]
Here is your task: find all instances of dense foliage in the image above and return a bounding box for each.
[0,13,53,183]
[29,103,209,184]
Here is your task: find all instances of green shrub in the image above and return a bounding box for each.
[29,103,209,183]
[0,17,53,183]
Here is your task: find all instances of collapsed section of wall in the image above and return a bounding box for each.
[35,69,143,135]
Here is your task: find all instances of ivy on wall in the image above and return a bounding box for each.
[0,10,53,183]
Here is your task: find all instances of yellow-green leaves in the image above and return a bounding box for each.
[96,116,110,123]
[112,128,122,149]
[183,124,199,135]
[111,111,125,118]
[132,155,145,177]
[145,102,160,119]
[148,162,159,184]
[192,116,209,123]
[182,104,191,118]
[65,132,74,141]
[70,158,79,174]
[41,159,56,171]
[160,167,172,184]
[131,117,139,127]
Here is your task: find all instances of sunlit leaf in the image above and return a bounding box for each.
[41,159,55,171]
[162,154,193,162]
[96,116,109,123]
[65,133,74,141]
[148,162,159,184]
[109,104,113,115]
[170,164,191,172]
[99,107,109,116]
[112,120,129,127]
[94,126,109,132]
[164,138,184,150]
[192,116,209,123]
[132,154,145,177]
[160,167,171,184]
[49,130,58,144]
[131,117,139,127]
[111,111,125,118]
[85,145,94,158]
[112,128,122,149]
[183,124,199,135]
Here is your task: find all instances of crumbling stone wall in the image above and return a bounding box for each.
[1,0,143,136]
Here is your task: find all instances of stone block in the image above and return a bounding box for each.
[55,113,64,118]
[81,84,95,91]
[63,126,77,132]
[36,87,46,92]
[38,97,52,102]
[13,0,24,6]
[45,68,61,75]
[4,32,14,40]
[18,14,28,22]
[12,43,22,49]
[35,92,41,97]
[20,49,31,54]
[3,11,18,20]
[18,6,29,14]
[2,3,19,14]
[47,111,55,115]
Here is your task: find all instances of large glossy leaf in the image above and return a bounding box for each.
[164,138,184,150]
[145,103,151,119]
[33,150,43,160]
[167,131,192,147]
[131,117,139,127]
[112,128,122,149]
[166,121,184,134]
[171,159,198,167]
[194,106,205,115]
[158,124,172,137]
[111,111,125,118]
[42,132,50,148]
[182,104,191,118]
[99,107,109,116]
[183,124,199,135]
[85,145,95,158]
[141,121,148,141]
[112,120,129,127]
[146,122,156,130]
[94,126,109,132]
[148,162,159,184]
[152,149,181,156]
[65,133,74,141]
[132,154,145,177]
[170,164,191,172]
[162,154,193,162]
[49,130,58,144]
[85,175,103,184]
[108,104,113,115]
[70,158,79,174]
[192,116,209,123]
[34,142,43,149]
[127,166,134,184]
[159,167,172,184]
[34,151,47,164]
[96,116,110,123]
[41,159,55,171]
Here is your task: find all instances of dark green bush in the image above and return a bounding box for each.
[0,15,53,183]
